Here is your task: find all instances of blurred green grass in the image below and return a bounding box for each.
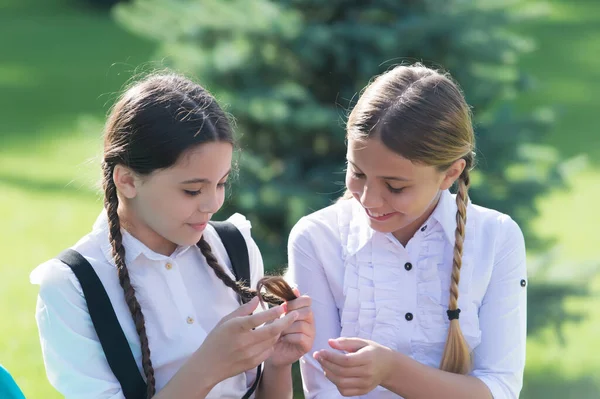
[0,0,599,398]
[0,0,153,397]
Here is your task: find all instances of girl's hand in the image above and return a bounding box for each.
[268,288,315,368]
[193,296,299,386]
[314,337,395,397]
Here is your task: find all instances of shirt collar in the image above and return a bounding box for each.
[345,189,461,257]
[94,210,193,267]
[427,189,461,244]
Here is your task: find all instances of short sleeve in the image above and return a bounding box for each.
[30,260,125,399]
[226,213,265,289]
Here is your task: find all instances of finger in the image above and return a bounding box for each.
[282,306,312,323]
[316,354,365,378]
[278,332,314,353]
[238,303,285,330]
[256,310,299,338]
[285,295,312,312]
[282,320,311,334]
[292,287,301,297]
[241,341,276,370]
[328,337,368,353]
[321,368,366,394]
[218,296,259,325]
[314,349,366,368]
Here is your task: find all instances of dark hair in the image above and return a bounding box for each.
[102,72,294,397]
[345,64,475,374]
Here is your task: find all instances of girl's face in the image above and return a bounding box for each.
[345,137,463,242]
[116,141,233,256]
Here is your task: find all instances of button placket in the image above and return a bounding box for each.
[162,258,198,329]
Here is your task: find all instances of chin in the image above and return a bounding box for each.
[171,231,204,247]
[368,214,413,234]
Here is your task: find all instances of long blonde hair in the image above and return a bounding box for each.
[345,64,475,374]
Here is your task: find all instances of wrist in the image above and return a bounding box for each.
[170,349,220,397]
[154,362,216,399]
[264,357,293,375]
[381,347,405,388]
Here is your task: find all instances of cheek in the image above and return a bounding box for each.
[217,188,226,208]
[346,174,363,194]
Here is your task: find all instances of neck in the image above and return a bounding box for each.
[392,191,442,246]
[117,202,177,257]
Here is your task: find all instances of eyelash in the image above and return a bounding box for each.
[184,182,228,196]
[350,172,405,194]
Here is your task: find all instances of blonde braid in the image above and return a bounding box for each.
[439,169,472,374]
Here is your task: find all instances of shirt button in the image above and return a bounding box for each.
[405,312,413,321]
[186,317,194,324]
[165,262,173,270]
[404,262,412,271]
[420,225,427,232]
[520,279,527,287]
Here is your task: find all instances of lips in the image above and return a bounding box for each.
[188,222,208,231]
[365,209,398,221]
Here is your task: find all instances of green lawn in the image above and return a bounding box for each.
[0,0,153,397]
[0,0,598,398]
[516,0,600,397]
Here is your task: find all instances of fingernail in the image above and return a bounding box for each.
[281,302,288,313]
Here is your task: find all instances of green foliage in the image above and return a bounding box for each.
[115,0,562,268]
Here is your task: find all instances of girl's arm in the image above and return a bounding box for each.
[255,361,293,399]
[33,260,128,398]
[286,218,347,399]
[33,260,297,399]
[255,291,315,399]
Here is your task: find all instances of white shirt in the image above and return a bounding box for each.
[30,211,264,399]
[287,190,527,399]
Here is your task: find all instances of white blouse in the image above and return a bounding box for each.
[30,211,264,399]
[287,190,527,399]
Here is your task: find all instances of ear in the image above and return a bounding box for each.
[439,159,466,191]
[113,165,139,199]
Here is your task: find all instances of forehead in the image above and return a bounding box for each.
[157,141,233,179]
[347,138,423,177]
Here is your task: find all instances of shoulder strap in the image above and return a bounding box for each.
[208,221,251,287]
[208,221,262,397]
[57,249,146,399]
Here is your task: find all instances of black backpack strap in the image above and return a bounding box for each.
[57,249,146,399]
[208,221,263,398]
[208,221,251,287]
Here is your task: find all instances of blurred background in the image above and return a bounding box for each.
[1,0,599,397]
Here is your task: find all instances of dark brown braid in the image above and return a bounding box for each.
[99,71,273,395]
[197,237,297,306]
[103,166,156,398]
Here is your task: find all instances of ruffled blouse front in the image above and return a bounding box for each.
[288,190,527,399]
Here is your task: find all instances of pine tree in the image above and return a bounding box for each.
[116,0,560,268]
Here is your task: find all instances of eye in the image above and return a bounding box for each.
[387,185,406,194]
[217,180,229,189]
[351,171,365,179]
[184,189,201,196]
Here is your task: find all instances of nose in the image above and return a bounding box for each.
[360,182,383,209]
[198,188,221,214]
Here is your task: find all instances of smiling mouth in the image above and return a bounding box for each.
[365,209,398,221]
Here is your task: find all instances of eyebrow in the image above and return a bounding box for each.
[180,170,231,185]
[347,160,411,181]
